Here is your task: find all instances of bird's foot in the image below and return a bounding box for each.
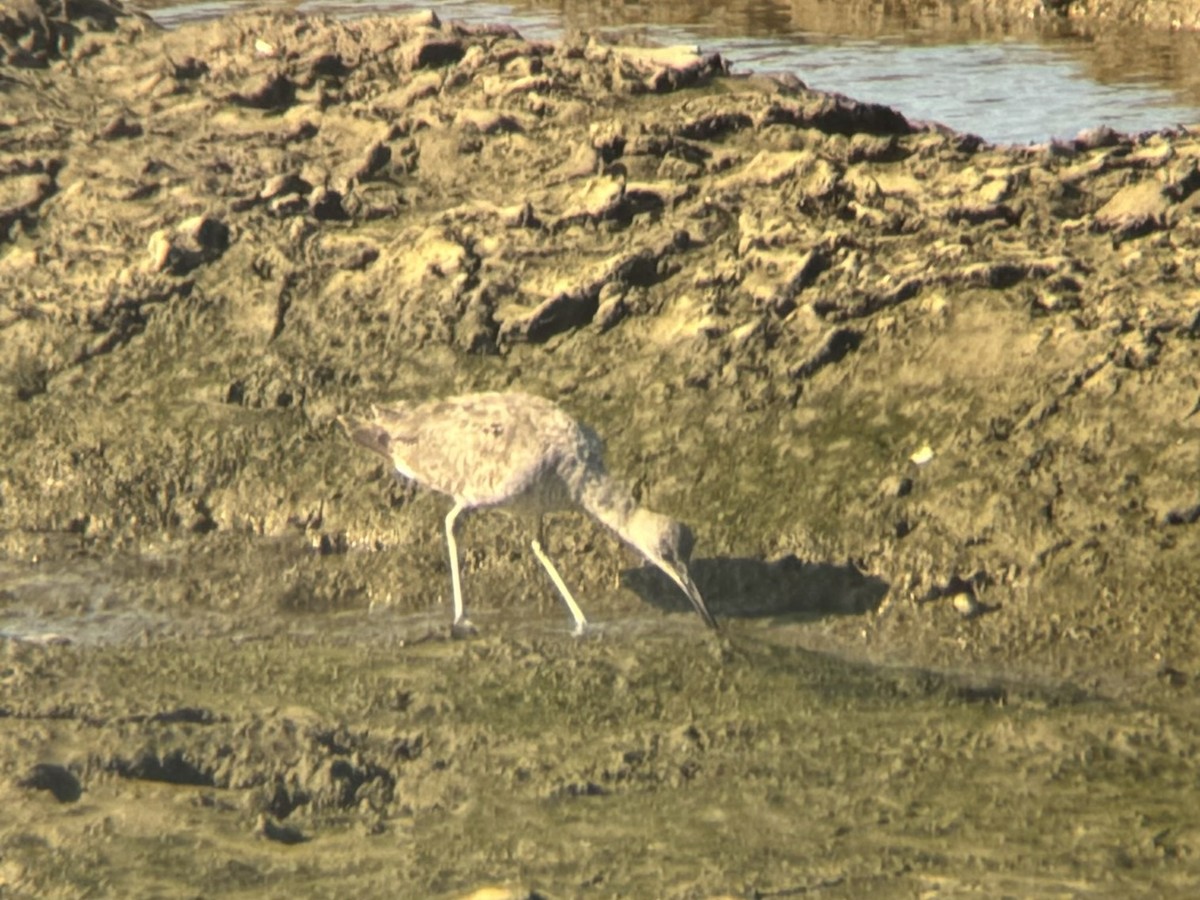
[450,618,479,640]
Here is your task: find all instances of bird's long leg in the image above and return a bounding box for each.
[444,502,470,629]
[530,517,588,635]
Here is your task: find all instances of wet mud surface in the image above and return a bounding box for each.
[2,1,1200,895]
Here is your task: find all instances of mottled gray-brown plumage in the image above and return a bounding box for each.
[340,391,717,634]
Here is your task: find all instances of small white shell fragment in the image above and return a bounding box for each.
[909,444,935,466]
[254,38,278,57]
[17,632,72,646]
[951,593,982,617]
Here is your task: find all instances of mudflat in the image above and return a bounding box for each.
[2,2,1199,896]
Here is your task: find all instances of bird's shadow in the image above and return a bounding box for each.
[622,554,889,622]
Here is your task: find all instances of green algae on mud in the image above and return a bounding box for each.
[4,596,1199,897]
[4,0,1200,894]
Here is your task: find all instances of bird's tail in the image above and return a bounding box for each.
[337,414,392,461]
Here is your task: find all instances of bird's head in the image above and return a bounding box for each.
[626,509,717,629]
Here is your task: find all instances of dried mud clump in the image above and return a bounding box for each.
[0,0,146,67]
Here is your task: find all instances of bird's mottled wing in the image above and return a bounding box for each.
[387,394,566,504]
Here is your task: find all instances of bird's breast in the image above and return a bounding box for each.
[484,467,575,513]
[389,453,421,483]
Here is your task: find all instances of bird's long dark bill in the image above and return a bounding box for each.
[665,564,718,629]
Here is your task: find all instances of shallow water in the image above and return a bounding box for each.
[6,544,1199,896]
[141,0,1200,144]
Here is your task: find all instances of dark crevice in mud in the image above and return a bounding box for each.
[95,717,413,819]
[110,749,216,787]
[145,706,223,725]
[814,275,924,320]
[17,763,83,803]
[788,326,862,380]
[258,756,399,819]
[98,728,406,818]
[1162,502,1200,526]
[270,271,303,341]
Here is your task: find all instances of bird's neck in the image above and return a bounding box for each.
[579,473,638,538]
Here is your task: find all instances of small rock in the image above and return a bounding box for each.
[1074,125,1122,150]
[499,201,536,228]
[878,475,914,498]
[146,215,229,274]
[719,149,814,190]
[260,173,312,201]
[268,193,308,217]
[493,74,551,99]
[97,113,142,141]
[1093,179,1172,240]
[567,178,624,221]
[228,72,296,110]
[454,108,522,135]
[744,248,828,317]
[847,133,899,163]
[453,888,540,900]
[397,9,440,28]
[909,444,935,466]
[0,173,54,221]
[977,176,1012,204]
[255,813,308,844]
[787,326,861,380]
[1157,665,1188,687]
[456,887,534,900]
[389,70,442,109]
[624,180,692,212]
[456,43,487,72]
[610,44,726,92]
[594,282,627,332]
[176,214,230,256]
[500,287,599,344]
[353,141,391,182]
[15,632,71,646]
[146,229,173,272]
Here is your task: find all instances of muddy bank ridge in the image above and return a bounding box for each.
[0,2,1199,680]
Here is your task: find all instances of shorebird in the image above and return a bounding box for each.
[339,391,717,635]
